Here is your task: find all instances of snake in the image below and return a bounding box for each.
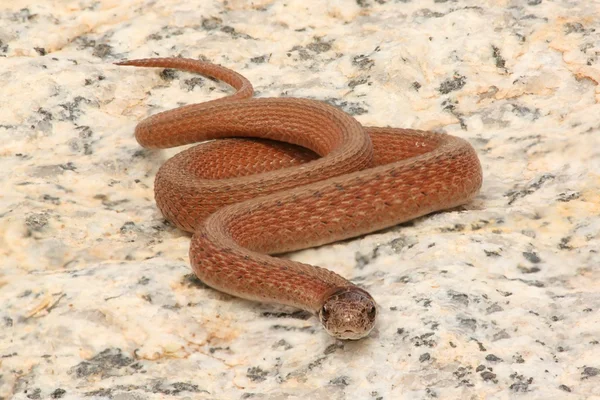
[116,58,483,340]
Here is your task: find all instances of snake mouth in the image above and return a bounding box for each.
[339,329,363,340]
[331,327,373,340]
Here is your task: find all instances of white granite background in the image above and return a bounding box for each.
[1,0,599,399]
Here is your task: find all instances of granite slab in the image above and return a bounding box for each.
[1,0,599,399]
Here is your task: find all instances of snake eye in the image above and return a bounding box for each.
[320,305,330,322]
[367,305,376,320]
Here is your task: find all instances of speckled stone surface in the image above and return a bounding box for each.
[1,0,599,399]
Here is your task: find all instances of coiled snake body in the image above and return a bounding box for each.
[118,58,483,340]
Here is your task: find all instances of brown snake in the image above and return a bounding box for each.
[117,58,483,340]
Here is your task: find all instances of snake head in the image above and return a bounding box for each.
[318,287,377,340]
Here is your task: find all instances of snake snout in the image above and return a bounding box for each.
[318,287,377,340]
